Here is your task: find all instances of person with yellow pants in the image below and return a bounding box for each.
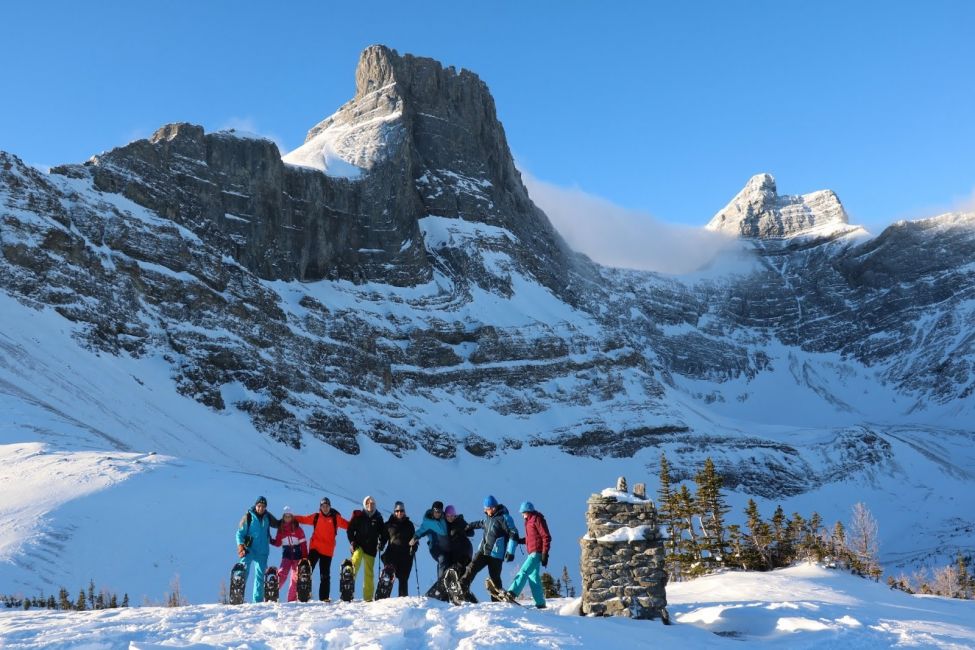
[347,495,389,601]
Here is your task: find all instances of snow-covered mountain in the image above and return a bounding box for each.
[1,44,974,605]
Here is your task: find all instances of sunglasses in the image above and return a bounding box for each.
[394,509,405,514]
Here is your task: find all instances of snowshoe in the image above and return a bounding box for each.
[442,568,467,606]
[339,559,355,602]
[375,563,396,600]
[296,558,312,603]
[263,566,280,602]
[485,578,519,605]
[229,561,247,605]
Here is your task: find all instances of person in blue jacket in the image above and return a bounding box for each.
[459,495,519,601]
[409,500,450,598]
[235,496,277,603]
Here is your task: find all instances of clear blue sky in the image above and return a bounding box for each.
[2,1,973,229]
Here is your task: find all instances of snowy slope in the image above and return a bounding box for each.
[1,565,973,649]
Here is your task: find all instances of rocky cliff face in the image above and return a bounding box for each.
[2,46,975,508]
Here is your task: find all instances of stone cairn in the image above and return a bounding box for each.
[580,477,669,622]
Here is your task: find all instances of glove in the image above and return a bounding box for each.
[504,552,514,562]
[237,544,246,558]
[541,553,548,568]
[518,537,526,545]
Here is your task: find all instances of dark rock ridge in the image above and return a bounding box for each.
[2,45,975,502]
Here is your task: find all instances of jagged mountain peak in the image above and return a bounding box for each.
[707,173,858,240]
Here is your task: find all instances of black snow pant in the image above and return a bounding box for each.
[460,553,503,601]
[383,548,414,597]
[308,550,333,600]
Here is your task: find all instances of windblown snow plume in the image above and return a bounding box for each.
[523,172,742,274]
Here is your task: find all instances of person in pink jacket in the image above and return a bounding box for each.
[271,506,309,602]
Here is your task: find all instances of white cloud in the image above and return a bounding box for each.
[522,172,744,275]
[217,117,288,153]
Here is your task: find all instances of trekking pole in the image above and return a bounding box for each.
[411,545,420,595]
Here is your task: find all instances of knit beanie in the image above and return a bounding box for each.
[519,501,535,513]
[444,505,457,516]
[431,500,444,511]
[483,495,498,508]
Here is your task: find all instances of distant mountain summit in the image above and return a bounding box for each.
[707,173,864,240]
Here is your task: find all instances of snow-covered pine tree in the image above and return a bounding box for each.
[75,589,86,611]
[847,502,880,579]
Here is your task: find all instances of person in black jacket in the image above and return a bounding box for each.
[347,495,389,601]
[444,505,474,570]
[381,501,416,597]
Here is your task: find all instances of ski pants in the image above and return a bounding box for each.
[277,557,300,602]
[393,555,412,597]
[508,552,545,607]
[308,550,333,601]
[461,553,503,600]
[352,548,376,601]
[383,549,414,597]
[244,553,268,603]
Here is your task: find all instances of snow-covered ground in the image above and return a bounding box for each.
[1,565,972,649]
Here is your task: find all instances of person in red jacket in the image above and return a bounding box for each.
[270,506,308,602]
[504,501,552,608]
[294,497,349,601]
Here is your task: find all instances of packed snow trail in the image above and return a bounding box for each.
[2,565,974,649]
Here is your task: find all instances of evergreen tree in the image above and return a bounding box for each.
[560,566,576,598]
[676,484,702,576]
[657,453,681,580]
[808,512,826,561]
[725,523,748,570]
[770,505,791,567]
[540,572,560,599]
[110,594,118,608]
[831,521,847,567]
[744,499,773,570]
[87,579,95,610]
[957,555,973,599]
[75,589,87,611]
[122,593,130,608]
[58,587,71,611]
[46,595,56,609]
[694,457,729,570]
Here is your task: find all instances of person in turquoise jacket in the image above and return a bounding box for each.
[409,500,450,598]
[235,496,276,603]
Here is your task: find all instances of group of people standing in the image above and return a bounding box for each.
[234,494,552,608]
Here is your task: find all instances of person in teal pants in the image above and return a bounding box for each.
[505,501,552,609]
[235,496,276,603]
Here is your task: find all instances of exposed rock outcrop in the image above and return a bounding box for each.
[707,173,863,240]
